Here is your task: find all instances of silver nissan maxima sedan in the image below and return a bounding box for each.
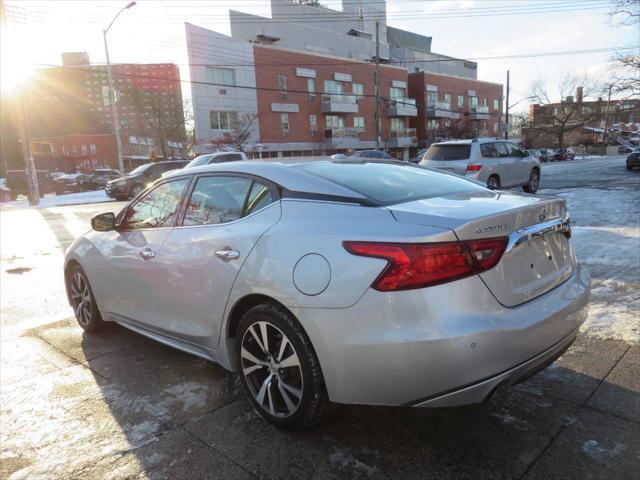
[65,159,591,429]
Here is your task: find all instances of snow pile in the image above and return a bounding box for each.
[1,190,115,210]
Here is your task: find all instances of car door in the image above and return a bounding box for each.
[505,142,531,184]
[156,174,281,349]
[94,177,191,327]
[492,141,519,187]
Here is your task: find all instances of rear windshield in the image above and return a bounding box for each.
[186,155,212,168]
[298,162,485,206]
[423,144,471,161]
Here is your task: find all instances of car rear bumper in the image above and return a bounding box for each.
[291,261,590,406]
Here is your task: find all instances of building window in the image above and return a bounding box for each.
[457,95,464,108]
[493,123,499,133]
[390,87,405,99]
[310,114,317,132]
[323,80,343,95]
[280,113,289,132]
[352,82,364,97]
[493,99,500,111]
[90,144,97,154]
[81,145,88,155]
[207,67,235,86]
[469,96,478,107]
[354,116,365,131]
[427,92,438,105]
[278,74,287,93]
[325,115,345,129]
[390,117,405,131]
[210,111,238,130]
[427,119,438,130]
[72,145,78,153]
[443,93,452,105]
[307,78,315,95]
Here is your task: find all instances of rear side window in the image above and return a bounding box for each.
[299,162,485,205]
[182,176,276,226]
[480,143,499,158]
[423,144,471,161]
[493,142,510,157]
[505,142,524,157]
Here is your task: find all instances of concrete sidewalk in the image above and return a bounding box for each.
[1,317,638,480]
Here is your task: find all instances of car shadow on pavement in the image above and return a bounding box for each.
[16,317,638,479]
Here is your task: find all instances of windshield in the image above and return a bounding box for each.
[299,162,485,205]
[186,155,211,168]
[423,144,471,161]
[128,164,151,176]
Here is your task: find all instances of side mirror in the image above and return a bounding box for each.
[91,212,116,232]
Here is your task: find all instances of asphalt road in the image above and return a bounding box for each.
[0,156,638,479]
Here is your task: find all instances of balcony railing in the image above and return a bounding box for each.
[468,105,490,120]
[426,101,459,119]
[387,97,417,117]
[388,128,417,147]
[324,127,359,139]
[321,94,358,113]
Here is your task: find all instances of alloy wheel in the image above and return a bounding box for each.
[70,272,92,327]
[240,321,303,418]
[530,171,540,191]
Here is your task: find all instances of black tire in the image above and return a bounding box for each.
[236,302,328,430]
[67,265,104,333]
[523,168,540,193]
[628,164,633,171]
[487,175,500,190]
[130,183,144,198]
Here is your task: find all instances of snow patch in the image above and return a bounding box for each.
[491,413,531,431]
[329,450,377,477]
[162,382,209,412]
[581,440,627,464]
[2,190,115,210]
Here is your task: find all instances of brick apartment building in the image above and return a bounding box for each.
[187,0,505,159]
[29,134,117,172]
[524,89,640,149]
[20,54,187,170]
[252,45,417,155]
[408,72,503,142]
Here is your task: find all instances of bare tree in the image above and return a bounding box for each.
[132,91,187,160]
[609,0,640,25]
[610,52,640,98]
[529,75,604,147]
[211,113,258,153]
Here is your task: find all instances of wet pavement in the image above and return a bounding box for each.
[1,157,638,479]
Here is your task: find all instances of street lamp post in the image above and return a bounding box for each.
[103,1,136,175]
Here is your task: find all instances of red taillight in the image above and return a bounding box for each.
[466,163,483,173]
[343,237,507,291]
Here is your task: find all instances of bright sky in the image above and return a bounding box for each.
[2,0,638,112]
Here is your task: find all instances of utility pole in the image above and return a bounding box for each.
[601,84,613,157]
[375,20,381,150]
[504,70,510,140]
[103,2,137,175]
[16,96,39,205]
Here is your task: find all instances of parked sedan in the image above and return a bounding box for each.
[553,148,575,161]
[105,160,189,200]
[90,169,121,188]
[537,149,555,162]
[420,139,541,192]
[626,148,640,170]
[54,173,96,193]
[66,160,590,429]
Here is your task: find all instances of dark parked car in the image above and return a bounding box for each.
[105,160,189,200]
[537,149,554,162]
[626,149,640,171]
[6,170,60,200]
[553,148,575,161]
[90,169,121,188]
[619,145,637,154]
[349,150,392,159]
[54,173,96,193]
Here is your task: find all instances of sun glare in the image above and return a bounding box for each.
[1,27,35,96]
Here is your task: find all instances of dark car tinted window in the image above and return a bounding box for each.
[505,142,524,157]
[423,144,471,161]
[299,162,485,205]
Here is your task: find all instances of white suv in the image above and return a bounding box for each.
[420,139,541,193]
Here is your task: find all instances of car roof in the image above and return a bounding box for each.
[162,157,386,199]
[431,137,504,146]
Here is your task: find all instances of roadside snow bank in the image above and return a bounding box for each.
[1,190,114,210]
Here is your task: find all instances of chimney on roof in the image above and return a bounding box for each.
[576,86,583,103]
[415,67,420,73]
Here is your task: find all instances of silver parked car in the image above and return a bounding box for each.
[420,139,541,192]
[65,160,590,429]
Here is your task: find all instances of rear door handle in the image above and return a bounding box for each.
[215,248,240,260]
[139,248,156,260]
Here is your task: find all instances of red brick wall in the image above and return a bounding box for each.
[253,45,410,145]
[32,134,118,171]
[408,71,503,140]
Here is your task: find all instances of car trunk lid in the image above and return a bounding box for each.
[388,190,574,307]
